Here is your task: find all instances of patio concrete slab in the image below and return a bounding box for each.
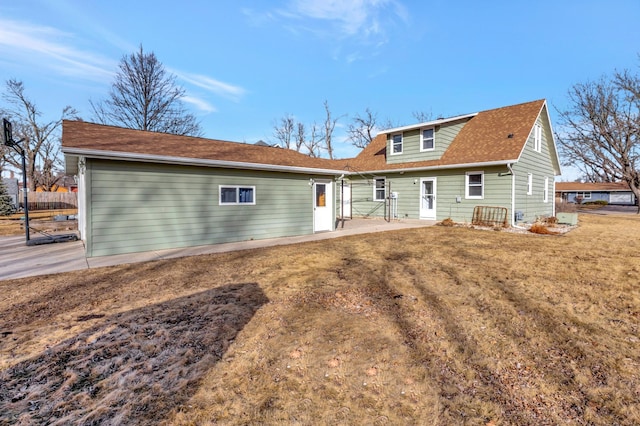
[1,218,436,280]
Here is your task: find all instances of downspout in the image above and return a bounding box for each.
[508,163,526,229]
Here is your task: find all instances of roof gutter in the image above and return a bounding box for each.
[357,159,518,175]
[62,147,347,176]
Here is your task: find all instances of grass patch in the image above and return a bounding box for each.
[0,209,78,236]
[1,214,640,424]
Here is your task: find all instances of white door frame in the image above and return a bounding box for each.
[313,180,333,232]
[419,177,437,219]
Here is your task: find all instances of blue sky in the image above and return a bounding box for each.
[1,0,639,179]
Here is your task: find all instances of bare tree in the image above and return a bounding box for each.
[412,110,433,123]
[272,115,296,149]
[272,101,343,158]
[1,79,76,191]
[347,108,378,149]
[295,122,306,152]
[556,67,640,212]
[322,100,342,159]
[304,122,323,158]
[90,45,201,136]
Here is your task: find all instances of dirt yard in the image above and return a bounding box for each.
[1,214,639,425]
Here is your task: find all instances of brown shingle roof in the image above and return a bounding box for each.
[62,121,349,172]
[440,99,545,164]
[345,99,546,172]
[555,182,631,192]
[63,99,550,175]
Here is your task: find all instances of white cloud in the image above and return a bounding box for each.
[282,0,409,41]
[175,71,247,102]
[0,18,115,82]
[182,96,217,114]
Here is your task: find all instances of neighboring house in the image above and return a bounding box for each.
[1,177,19,207]
[62,99,561,257]
[555,182,637,205]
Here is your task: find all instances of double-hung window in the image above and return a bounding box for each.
[543,177,549,203]
[527,173,533,195]
[533,123,542,153]
[373,177,386,201]
[391,134,403,155]
[421,128,435,151]
[465,172,484,199]
[219,185,256,205]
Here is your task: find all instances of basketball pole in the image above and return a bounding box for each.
[3,118,30,243]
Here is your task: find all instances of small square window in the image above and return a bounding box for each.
[421,128,434,151]
[391,134,402,155]
[466,172,483,199]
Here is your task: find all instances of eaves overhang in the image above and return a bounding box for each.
[62,147,348,176]
[378,113,478,135]
[355,159,518,175]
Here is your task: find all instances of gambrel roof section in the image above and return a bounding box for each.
[62,121,349,175]
[345,99,561,174]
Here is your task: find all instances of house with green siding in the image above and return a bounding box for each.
[343,99,561,225]
[63,99,561,257]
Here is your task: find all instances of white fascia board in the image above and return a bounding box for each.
[62,148,346,176]
[360,159,517,175]
[378,113,478,135]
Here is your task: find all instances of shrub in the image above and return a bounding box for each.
[529,223,559,235]
[439,218,455,227]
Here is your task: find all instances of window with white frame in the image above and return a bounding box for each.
[219,185,256,205]
[527,173,533,195]
[577,191,591,200]
[533,123,542,153]
[391,134,403,155]
[465,172,484,199]
[421,128,435,151]
[373,177,386,201]
[543,177,549,203]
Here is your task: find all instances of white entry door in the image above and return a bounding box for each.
[420,178,437,219]
[314,180,333,232]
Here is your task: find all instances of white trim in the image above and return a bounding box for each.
[543,177,549,203]
[465,171,484,199]
[61,147,346,176]
[361,159,517,175]
[533,123,542,153]
[373,177,386,202]
[420,127,435,152]
[219,185,256,205]
[379,112,477,134]
[390,133,403,155]
[527,173,533,195]
[419,177,437,219]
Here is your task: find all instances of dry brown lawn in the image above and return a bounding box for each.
[0,209,78,236]
[1,214,639,425]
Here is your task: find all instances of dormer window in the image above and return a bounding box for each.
[421,128,435,151]
[391,134,403,155]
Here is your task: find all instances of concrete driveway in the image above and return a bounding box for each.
[0,218,436,281]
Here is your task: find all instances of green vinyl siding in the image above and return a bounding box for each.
[386,119,469,164]
[346,166,513,222]
[512,112,556,223]
[85,159,323,257]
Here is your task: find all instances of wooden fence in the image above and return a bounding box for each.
[19,192,78,210]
